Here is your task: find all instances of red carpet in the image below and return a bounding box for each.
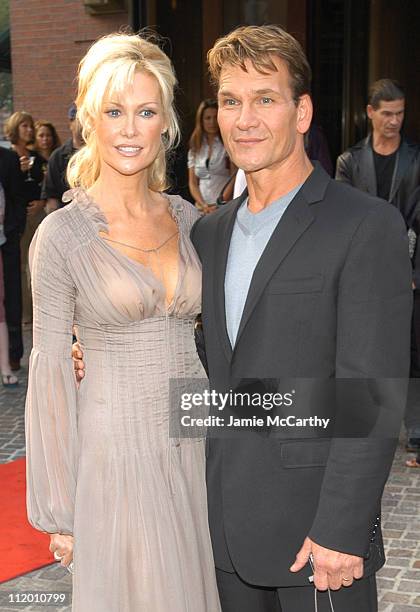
[0,458,54,582]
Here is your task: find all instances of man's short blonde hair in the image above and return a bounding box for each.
[208,25,311,104]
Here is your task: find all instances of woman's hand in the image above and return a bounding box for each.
[19,155,30,173]
[203,204,217,215]
[194,201,207,213]
[49,533,74,568]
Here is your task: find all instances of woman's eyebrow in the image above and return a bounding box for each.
[105,100,160,107]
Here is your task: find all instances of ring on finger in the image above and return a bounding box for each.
[54,551,63,561]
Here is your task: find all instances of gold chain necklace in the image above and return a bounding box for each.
[103,230,178,253]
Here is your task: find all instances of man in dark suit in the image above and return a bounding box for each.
[0,146,26,368]
[190,26,412,611]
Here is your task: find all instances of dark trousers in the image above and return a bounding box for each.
[406,290,420,438]
[1,232,23,361]
[216,568,378,612]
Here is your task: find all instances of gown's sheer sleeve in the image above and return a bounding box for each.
[25,215,78,535]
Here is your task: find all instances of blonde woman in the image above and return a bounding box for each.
[25,33,220,612]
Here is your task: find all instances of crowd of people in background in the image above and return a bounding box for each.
[0,107,75,386]
[5,113,61,327]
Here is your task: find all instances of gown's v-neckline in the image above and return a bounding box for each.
[82,190,183,313]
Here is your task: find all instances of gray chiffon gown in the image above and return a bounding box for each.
[25,188,221,612]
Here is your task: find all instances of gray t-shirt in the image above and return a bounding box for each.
[225,185,302,347]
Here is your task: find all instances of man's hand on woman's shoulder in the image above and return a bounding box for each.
[72,342,85,385]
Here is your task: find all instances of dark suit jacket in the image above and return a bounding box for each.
[406,187,420,291]
[191,164,412,587]
[0,146,26,237]
[335,135,420,227]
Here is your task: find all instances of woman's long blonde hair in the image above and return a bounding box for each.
[67,32,180,191]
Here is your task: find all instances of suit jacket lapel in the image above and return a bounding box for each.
[359,136,377,196]
[233,189,315,350]
[213,193,247,362]
[389,139,414,203]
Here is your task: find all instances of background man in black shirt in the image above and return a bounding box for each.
[41,103,83,213]
[335,79,419,225]
[336,79,420,453]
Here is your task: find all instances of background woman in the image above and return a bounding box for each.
[5,112,46,327]
[188,98,232,212]
[34,120,61,166]
[19,120,61,321]
[25,32,220,611]
[5,112,45,202]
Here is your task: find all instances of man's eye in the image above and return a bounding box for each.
[261,97,273,105]
[140,109,156,118]
[223,99,237,106]
[106,109,120,118]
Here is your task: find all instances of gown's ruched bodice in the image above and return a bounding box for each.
[25,189,220,612]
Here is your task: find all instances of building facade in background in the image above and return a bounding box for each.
[2,0,419,169]
[0,0,12,144]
